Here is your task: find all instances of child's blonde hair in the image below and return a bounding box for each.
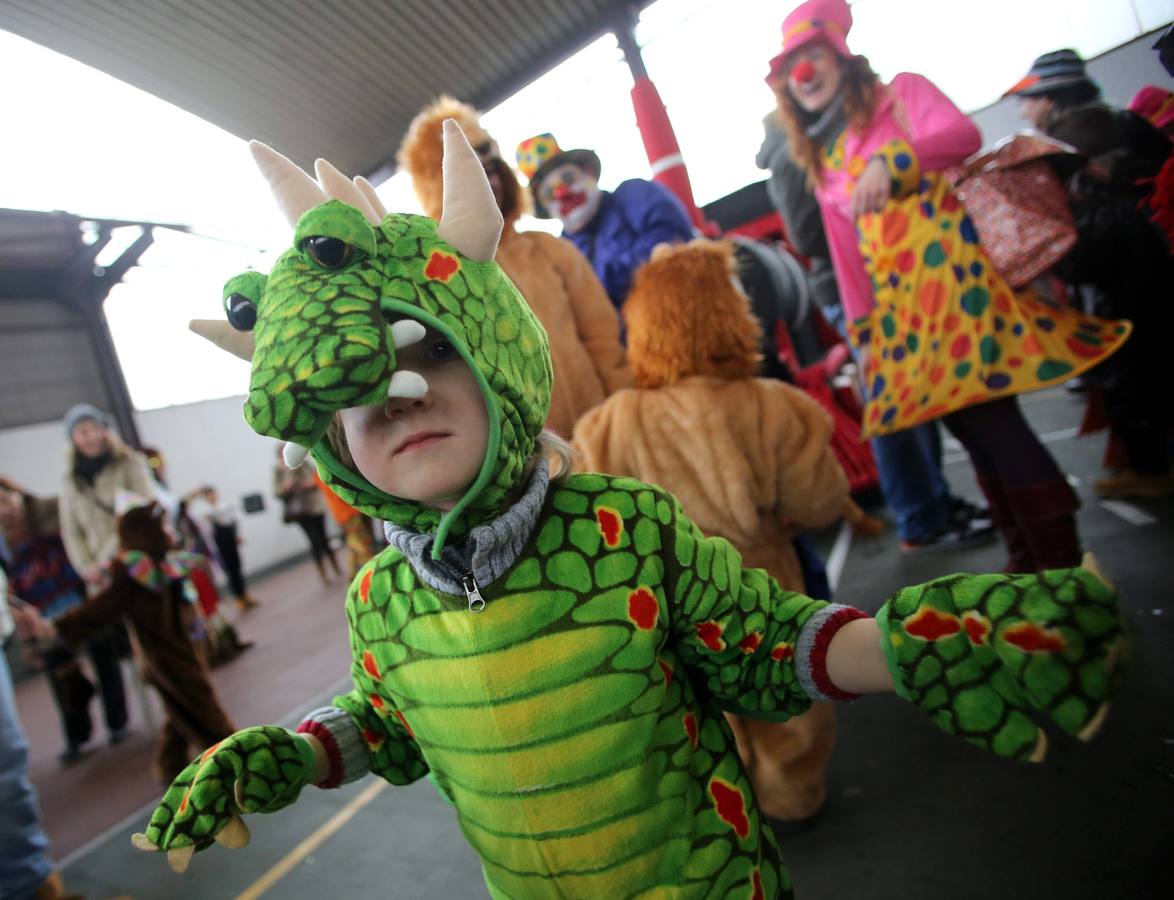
[534,429,574,484]
[325,416,573,490]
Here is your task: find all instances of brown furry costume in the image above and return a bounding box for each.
[399,97,631,437]
[51,504,235,782]
[572,239,851,821]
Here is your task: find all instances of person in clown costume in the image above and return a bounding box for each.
[515,133,695,314]
[125,120,1125,899]
[765,0,1131,573]
[399,97,631,439]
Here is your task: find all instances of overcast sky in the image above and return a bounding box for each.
[1,0,1166,410]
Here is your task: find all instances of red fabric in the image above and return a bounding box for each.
[1142,153,1174,249]
[189,565,220,617]
[774,319,879,494]
[808,606,869,701]
[723,212,785,242]
[950,137,1080,288]
[630,78,716,234]
[297,720,343,789]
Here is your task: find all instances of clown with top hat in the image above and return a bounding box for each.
[515,132,694,314]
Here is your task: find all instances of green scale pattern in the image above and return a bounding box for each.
[139,189,1125,896]
[144,727,316,852]
[877,567,1122,760]
[228,202,551,538]
[335,474,824,898]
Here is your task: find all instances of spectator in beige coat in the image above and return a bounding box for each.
[58,404,155,585]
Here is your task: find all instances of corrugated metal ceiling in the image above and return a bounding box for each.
[1,0,653,176]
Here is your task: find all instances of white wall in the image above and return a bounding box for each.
[971,28,1173,144]
[0,396,320,575]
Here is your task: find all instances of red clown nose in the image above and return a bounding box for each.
[791,59,816,84]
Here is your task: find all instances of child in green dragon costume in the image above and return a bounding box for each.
[132,121,1125,899]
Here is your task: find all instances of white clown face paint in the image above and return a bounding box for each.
[538,163,602,233]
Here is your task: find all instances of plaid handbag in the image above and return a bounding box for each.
[948,133,1082,288]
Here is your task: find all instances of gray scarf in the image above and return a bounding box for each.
[805,91,848,149]
[383,459,550,598]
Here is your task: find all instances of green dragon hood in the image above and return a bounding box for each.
[202,126,552,554]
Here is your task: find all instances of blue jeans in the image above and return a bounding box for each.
[871,424,950,542]
[0,655,53,900]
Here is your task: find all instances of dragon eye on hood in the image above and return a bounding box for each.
[221,270,267,332]
[301,235,361,270]
[225,293,257,331]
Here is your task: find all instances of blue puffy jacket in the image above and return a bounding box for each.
[565,179,694,311]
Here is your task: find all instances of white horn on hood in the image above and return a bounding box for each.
[314,158,382,226]
[353,175,389,221]
[249,141,329,228]
[436,119,503,262]
[189,319,256,362]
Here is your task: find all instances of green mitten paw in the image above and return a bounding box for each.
[876,561,1125,761]
[133,726,317,870]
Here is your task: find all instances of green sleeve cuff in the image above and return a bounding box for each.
[873,600,912,701]
[872,138,920,199]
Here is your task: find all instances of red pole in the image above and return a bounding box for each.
[615,19,718,235]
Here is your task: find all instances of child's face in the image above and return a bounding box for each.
[338,324,488,511]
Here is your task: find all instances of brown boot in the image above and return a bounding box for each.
[975,474,1034,573]
[1093,468,1174,499]
[1006,479,1083,571]
[235,594,260,613]
[31,871,84,900]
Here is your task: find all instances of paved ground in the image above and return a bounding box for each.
[14,388,1170,899]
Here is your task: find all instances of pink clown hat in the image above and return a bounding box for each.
[766,0,854,80]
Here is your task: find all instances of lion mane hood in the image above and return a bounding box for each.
[399,96,529,234]
[624,239,763,389]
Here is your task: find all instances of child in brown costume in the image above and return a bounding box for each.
[16,499,236,783]
[573,239,866,821]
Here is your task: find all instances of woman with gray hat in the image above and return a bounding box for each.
[39,402,152,750]
[59,404,156,585]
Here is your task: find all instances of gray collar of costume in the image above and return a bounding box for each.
[383,459,550,596]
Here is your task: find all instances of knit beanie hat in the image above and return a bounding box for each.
[1004,49,1097,98]
[63,403,110,439]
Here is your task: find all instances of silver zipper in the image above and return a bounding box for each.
[462,573,486,613]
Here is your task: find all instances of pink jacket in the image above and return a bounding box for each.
[817,73,981,322]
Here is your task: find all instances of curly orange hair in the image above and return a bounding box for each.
[397,96,528,228]
[624,240,763,389]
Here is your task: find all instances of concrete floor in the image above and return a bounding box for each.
[15,388,1170,899]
